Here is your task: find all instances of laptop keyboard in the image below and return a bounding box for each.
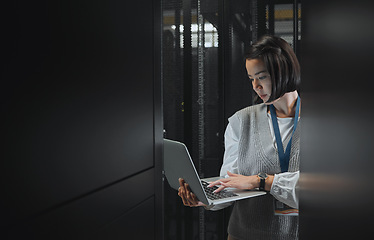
[201,180,238,200]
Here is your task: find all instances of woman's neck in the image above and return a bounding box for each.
[271,91,299,118]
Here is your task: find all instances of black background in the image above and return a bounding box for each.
[1,1,162,239]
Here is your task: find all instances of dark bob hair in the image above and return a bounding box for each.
[245,35,300,103]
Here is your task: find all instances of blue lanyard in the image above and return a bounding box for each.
[269,96,301,173]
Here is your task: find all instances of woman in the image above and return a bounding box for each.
[178,35,301,239]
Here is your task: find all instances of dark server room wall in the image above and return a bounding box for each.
[1,1,163,239]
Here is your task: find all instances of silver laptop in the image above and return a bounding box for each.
[163,139,266,206]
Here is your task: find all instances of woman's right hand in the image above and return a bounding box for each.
[178,178,206,207]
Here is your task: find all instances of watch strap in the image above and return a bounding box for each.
[259,178,265,191]
[258,172,268,191]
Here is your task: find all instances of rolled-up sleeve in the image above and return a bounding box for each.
[270,171,299,209]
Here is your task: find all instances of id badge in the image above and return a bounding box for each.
[273,199,299,216]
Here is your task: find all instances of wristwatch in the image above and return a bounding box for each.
[257,172,268,191]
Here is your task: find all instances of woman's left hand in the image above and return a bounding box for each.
[208,171,260,193]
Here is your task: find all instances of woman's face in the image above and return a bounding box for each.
[246,58,272,104]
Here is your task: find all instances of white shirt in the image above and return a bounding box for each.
[267,113,295,149]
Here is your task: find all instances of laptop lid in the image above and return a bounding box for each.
[163,139,209,205]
